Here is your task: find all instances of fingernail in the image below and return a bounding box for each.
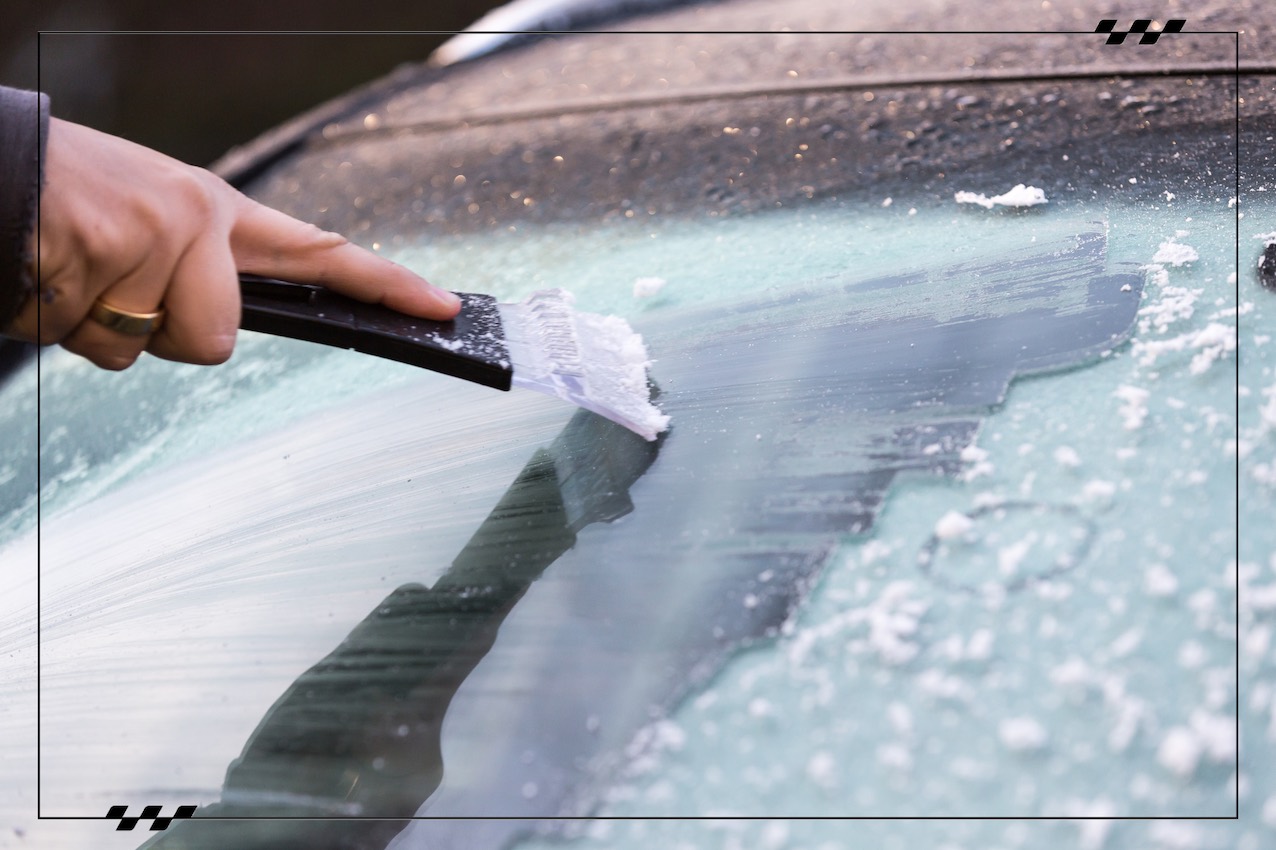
[436,289,462,311]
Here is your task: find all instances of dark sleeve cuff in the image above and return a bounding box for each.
[0,86,50,333]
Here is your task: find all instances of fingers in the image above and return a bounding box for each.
[59,301,160,371]
[53,252,174,371]
[229,196,461,320]
[145,229,240,366]
[55,220,239,369]
[24,111,453,377]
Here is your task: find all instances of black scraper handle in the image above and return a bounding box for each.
[238,274,514,391]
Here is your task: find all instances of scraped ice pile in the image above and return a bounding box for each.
[1131,235,1238,376]
[1151,238,1199,267]
[499,289,670,440]
[954,183,1048,209]
[632,276,668,299]
[933,510,974,541]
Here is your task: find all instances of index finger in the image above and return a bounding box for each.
[228,193,461,320]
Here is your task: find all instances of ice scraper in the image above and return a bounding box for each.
[238,275,670,440]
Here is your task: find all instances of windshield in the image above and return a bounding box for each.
[2,13,1270,850]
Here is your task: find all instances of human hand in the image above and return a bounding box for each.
[7,117,461,370]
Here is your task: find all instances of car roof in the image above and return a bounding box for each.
[214,0,1272,196]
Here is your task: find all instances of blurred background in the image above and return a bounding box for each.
[2,0,507,166]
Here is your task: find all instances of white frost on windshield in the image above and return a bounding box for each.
[1262,385,1276,432]
[954,184,1048,209]
[1239,382,1276,487]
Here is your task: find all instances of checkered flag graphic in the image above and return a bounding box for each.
[1095,19,1186,44]
[105,804,197,831]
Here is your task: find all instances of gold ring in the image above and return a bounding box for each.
[88,299,165,336]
